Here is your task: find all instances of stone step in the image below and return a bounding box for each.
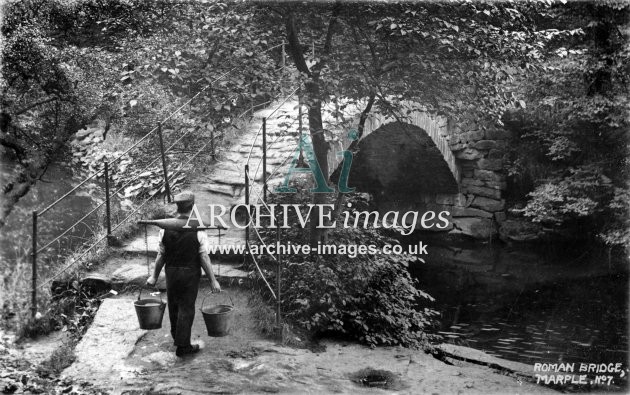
[268,136,299,146]
[237,146,263,154]
[224,152,254,163]
[122,233,161,255]
[267,158,288,167]
[204,183,237,197]
[119,232,246,263]
[213,161,242,173]
[105,259,248,288]
[205,172,245,187]
[208,179,246,189]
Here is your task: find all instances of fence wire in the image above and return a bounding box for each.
[34,41,294,317]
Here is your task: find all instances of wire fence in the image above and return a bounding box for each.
[29,41,291,317]
[235,87,313,334]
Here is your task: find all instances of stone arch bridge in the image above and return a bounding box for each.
[330,101,509,239]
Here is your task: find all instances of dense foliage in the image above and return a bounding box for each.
[20,280,102,339]
[257,189,438,348]
[280,231,438,348]
[1,1,628,347]
[245,1,629,247]
[3,0,627,248]
[0,0,289,223]
[503,3,629,249]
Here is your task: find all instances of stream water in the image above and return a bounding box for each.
[0,162,104,277]
[405,234,628,390]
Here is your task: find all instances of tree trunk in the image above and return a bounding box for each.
[323,93,375,241]
[304,80,330,247]
[285,10,337,247]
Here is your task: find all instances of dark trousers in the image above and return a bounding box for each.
[165,266,201,347]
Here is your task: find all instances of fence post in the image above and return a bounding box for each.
[280,42,286,96]
[250,86,254,115]
[104,162,112,245]
[276,222,282,339]
[157,123,171,203]
[188,85,192,117]
[244,164,249,247]
[281,42,286,70]
[210,128,215,161]
[262,117,267,202]
[31,211,37,318]
[298,90,303,137]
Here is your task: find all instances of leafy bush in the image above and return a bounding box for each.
[257,189,438,349]
[281,241,437,348]
[18,280,102,340]
[519,166,613,225]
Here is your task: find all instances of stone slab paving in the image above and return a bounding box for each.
[86,254,249,292]
[63,286,553,394]
[121,232,244,257]
[120,97,363,260]
[119,98,306,260]
[61,298,147,384]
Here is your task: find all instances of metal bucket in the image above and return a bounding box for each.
[134,288,166,330]
[200,293,234,337]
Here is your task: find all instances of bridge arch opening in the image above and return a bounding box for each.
[342,122,459,200]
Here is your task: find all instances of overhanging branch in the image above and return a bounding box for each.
[285,12,312,77]
[14,96,59,115]
[312,5,340,74]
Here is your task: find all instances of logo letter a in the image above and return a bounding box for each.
[275,135,334,193]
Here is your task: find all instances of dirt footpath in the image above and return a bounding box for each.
[61,284,555,394]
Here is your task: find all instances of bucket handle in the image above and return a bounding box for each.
[138,287,164,304]
[201,292,234,311]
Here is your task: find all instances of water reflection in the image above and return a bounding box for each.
[404,234,628,389]
[0,163,104,275]
[426,274,628,367]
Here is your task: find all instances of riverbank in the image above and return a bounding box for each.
[1,284,556,395]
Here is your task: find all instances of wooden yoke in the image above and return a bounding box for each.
[137,218,225,232]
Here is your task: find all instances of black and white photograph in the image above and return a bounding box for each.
[0,0,628,393]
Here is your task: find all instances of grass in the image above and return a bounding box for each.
[1,254,51,338]
[247,291,277,337]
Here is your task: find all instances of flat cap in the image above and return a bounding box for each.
[173,191,195,203]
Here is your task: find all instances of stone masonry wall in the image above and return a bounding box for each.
[347,103,509,240]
